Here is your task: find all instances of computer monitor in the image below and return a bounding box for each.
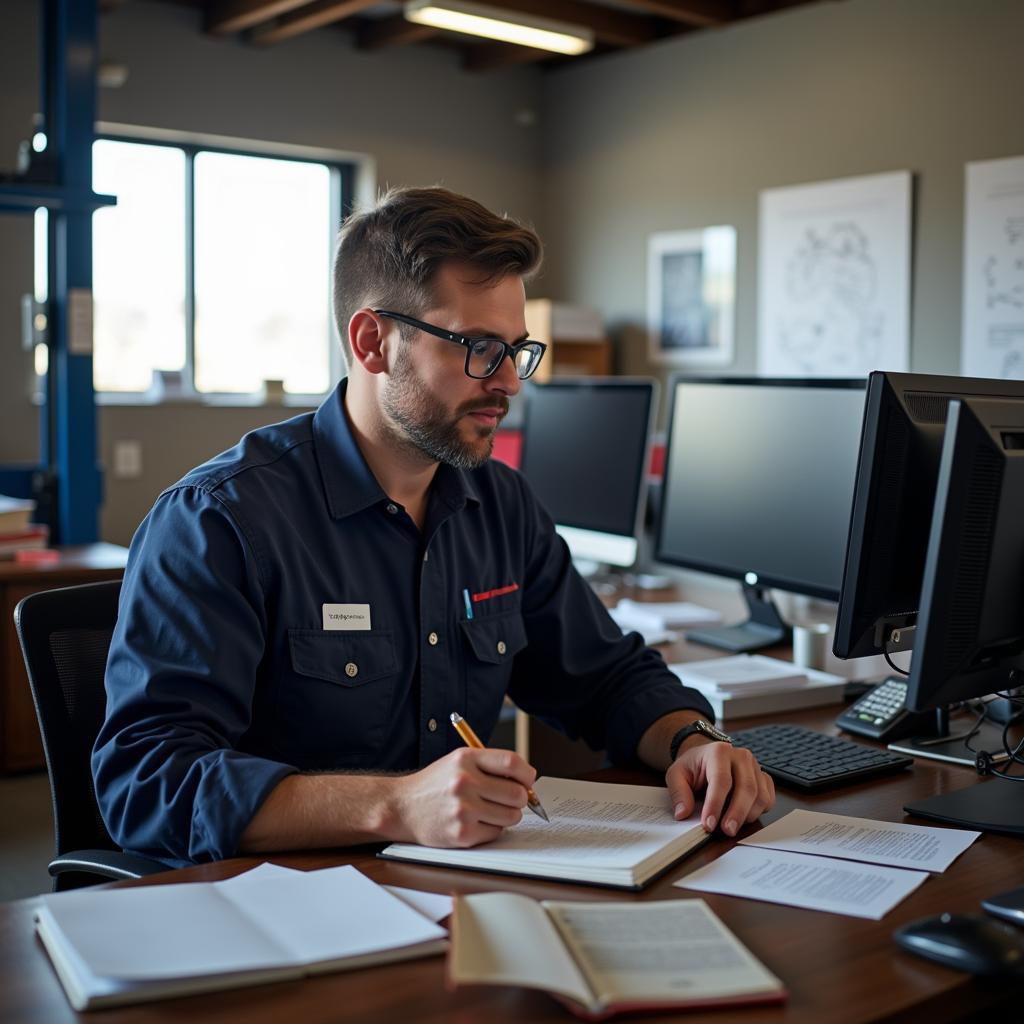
[655,377,866,652]
[900,395,1024,834]
[833,372,1024,660]
[518,378,656,570]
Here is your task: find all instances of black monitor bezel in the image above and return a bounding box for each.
[518,376,656,543]
[654,375,866,602]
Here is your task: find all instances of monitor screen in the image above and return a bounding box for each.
[656,378,866,600]
[833,372,1024,660]
[518,379,655,568]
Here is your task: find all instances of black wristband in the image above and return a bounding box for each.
[669,720,733,763]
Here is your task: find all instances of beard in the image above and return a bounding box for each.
[381,348,509,469]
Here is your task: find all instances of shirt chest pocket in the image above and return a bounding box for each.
[283,629,397,766]
[459,611,528,741]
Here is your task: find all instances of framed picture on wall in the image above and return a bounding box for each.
[647,226,736,366]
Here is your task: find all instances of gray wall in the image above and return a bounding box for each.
[0,0,544,544]
[540,0,1024,420]
[3,0,1024,540]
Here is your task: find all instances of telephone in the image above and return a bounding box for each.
[835,677,936,743]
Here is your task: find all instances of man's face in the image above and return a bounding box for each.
[380,262,528,469]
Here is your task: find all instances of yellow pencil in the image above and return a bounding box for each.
[449,712,550,822]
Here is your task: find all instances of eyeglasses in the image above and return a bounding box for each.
[374,309,547,380]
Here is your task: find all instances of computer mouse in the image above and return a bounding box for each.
[894,912,1024,976]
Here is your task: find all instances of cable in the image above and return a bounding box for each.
[882,648,909,678]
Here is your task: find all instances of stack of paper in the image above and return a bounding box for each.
[669,656,847,721]
[610,600,721,645]
[676,809,980,920]
[34,863,449,1011]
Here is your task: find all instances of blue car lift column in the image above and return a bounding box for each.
[0,0,114,543]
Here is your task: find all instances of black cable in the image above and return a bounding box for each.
[882,648,909,677]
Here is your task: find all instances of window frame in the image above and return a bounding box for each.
[92,127,361,407]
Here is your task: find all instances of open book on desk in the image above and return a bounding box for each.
[34,864,448,1011]
[449,892,786,1021]
[380,777,710,890]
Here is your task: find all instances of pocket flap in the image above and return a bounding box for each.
[460,612,528,665]
[288,629,396,687]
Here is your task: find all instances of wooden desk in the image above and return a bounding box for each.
[3,700,1023,1023]
[0,544,128,772]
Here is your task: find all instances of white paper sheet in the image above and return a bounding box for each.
[961,154,1024,378]
[758,171,912,377]
[383,886,453,922]
[675,847,927,920]
[740,809,979,873]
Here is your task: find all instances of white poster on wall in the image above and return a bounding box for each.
[961,155,1024,379]
[758,171,912,377]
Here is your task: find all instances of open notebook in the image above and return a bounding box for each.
[380,777,711,889]
[34,864,448,1011]
[449,892,786,1020]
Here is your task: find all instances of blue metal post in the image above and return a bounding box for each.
[43,0,101,543]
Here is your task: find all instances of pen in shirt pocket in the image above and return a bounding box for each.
[463,588,474,620]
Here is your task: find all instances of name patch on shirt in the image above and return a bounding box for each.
[322,603,372,631]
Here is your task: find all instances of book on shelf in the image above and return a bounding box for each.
[380,777,710,890]
[34,864,448,1011]
[0,523,48,559]
[448,892,786,1021]
[0,494,35,533]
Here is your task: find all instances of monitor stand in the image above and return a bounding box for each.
[888,707,1012,767]
[686,584,788,653]
[905,777,1024,836]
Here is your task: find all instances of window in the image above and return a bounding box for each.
[91,137,350,399]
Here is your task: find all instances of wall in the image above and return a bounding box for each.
[540,0,1024,422]
[0,0,544,543]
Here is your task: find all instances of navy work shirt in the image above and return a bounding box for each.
[93,380,714,866]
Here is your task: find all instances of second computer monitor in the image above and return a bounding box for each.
[518,378,655,569]
[656,377,866,651]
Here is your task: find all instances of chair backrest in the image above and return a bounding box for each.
[14,580,122,861]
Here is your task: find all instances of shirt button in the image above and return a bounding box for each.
[496,640,507,655]
[428,631,439,646]
[385,502,398,515]
[345,662,358,678]
[427,718,438,732]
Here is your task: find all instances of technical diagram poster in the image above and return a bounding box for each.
[758,172,912,377]
[962,155,1024,379]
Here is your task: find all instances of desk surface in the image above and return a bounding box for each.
[4,702,1023,1024]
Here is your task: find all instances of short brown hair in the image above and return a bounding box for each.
[332,186,543,364]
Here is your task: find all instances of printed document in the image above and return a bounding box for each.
[676,847,928,920]
[739,809,979,873]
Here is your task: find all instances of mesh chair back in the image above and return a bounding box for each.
[14,581,122,860]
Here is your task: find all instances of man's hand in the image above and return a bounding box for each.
[667,740,775,836]
[392,747,537,848]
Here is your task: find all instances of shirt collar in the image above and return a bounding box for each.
[313,379,482,520]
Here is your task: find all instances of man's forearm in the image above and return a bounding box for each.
[238,773,407,853]
[636,710,712,772]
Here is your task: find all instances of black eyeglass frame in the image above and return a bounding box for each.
[373,309,547,380]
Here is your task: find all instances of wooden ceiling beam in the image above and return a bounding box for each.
[205,0,312,36]
[614,0,734,26]
[249,0,379,44]
[355,16,441,51]
[466,0,657,48]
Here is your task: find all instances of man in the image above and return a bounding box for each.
[93,186,774,866]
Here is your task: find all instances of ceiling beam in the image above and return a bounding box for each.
[205,0,312,35]
[355,16,440,51]
[614,0,734,26]
[249,0,379,44]
[466,0,657,48]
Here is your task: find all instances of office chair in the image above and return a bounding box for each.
[14,580,165,891]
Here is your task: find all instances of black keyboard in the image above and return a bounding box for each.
[731,724,913,791]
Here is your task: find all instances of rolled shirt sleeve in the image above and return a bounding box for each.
[92,487,296,866]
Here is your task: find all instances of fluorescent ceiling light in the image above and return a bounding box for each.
[404,0,594,55]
